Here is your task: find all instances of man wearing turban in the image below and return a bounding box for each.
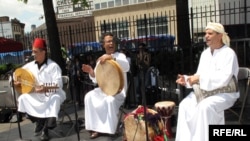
[175,22,239,141]
[14,38,66,140]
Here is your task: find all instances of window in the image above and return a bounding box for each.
[101,2,107,8]
[137,19,147,36]
[118,22,129,38]
[101,21,129,39]
[108,1,114,7]
[123,0,129,5]
[115,0,121,6]
[156,17,168,35]
[136,16,168,36]
[131,0,137,4]
[95,3,100,10]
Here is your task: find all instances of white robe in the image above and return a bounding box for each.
[84,52,130,134]
[17,59,66,119]
[175,45,239,141]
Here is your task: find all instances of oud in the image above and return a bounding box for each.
[14,68,59,96]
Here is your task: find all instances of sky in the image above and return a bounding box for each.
[0,0,57,33]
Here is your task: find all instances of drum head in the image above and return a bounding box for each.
[14,68,35,94]
[154,101,175,117]
[96,60,124,96]
[154,101,175,108]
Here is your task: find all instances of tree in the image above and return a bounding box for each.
[176,0,192,73]
[18,0,89,75]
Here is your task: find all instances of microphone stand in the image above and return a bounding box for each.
[139,65,149,141]
[68,59,80,141]
[10,68,31,141]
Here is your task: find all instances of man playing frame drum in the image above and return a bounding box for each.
[81,32,130,139]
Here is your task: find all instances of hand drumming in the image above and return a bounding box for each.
[176,74,186,86]
[82,64,95,77]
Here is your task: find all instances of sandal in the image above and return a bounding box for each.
[90,132,99,139]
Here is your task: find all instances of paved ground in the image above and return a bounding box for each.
[0,102,249,141]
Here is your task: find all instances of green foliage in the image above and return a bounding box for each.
[72,0,89,7]
[0,65,7,74]
[0,64,20,76]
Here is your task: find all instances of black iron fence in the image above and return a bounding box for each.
[1,2,250,104]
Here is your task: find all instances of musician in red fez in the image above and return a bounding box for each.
[33,38,47,50]
[13,38,66,140]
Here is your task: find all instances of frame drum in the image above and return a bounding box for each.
[14,68,35,94]
[96,60,124,96]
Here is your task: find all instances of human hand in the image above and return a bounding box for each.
[13,80,21,87]
[82,64,94,77]
[176,74,186,86]
[187,75,199,86]
[98,54,112,64]
[82,64,92,73]
[35,85,45,93]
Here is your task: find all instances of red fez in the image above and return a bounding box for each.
[33,38,46,50]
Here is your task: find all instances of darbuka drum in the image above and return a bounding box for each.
[96,59,124,96]
[14,68,35,94]
[193,75,238,103]
[154,101,176,138]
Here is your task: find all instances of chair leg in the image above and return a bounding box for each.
[60,108,75,136]
[49,128,64,138]
[60,108,73,124]
[238,80,250,123]
[49,106,75,138]
[116,106,127,135]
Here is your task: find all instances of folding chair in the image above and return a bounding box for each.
[0,78,19,109]
[49,75,75,137]
[115,77,132,136]
[228,67,250,123]
[116,100,128,135]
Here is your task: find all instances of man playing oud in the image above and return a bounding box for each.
[14,38,66,141]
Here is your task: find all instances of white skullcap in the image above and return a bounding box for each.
[205,22,230,46]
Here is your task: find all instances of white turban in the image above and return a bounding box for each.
[205,22,230,47]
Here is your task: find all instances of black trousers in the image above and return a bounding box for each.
[27,114,56,129]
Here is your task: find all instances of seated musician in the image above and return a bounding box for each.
[13,38,66,140]
[175,22,239,141]
[81,32,130,139]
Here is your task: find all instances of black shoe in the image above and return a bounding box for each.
[77,118,85,129]
[34,122,44,136]
[40,130,49,141]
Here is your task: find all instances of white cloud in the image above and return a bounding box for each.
[0,0,58,32]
